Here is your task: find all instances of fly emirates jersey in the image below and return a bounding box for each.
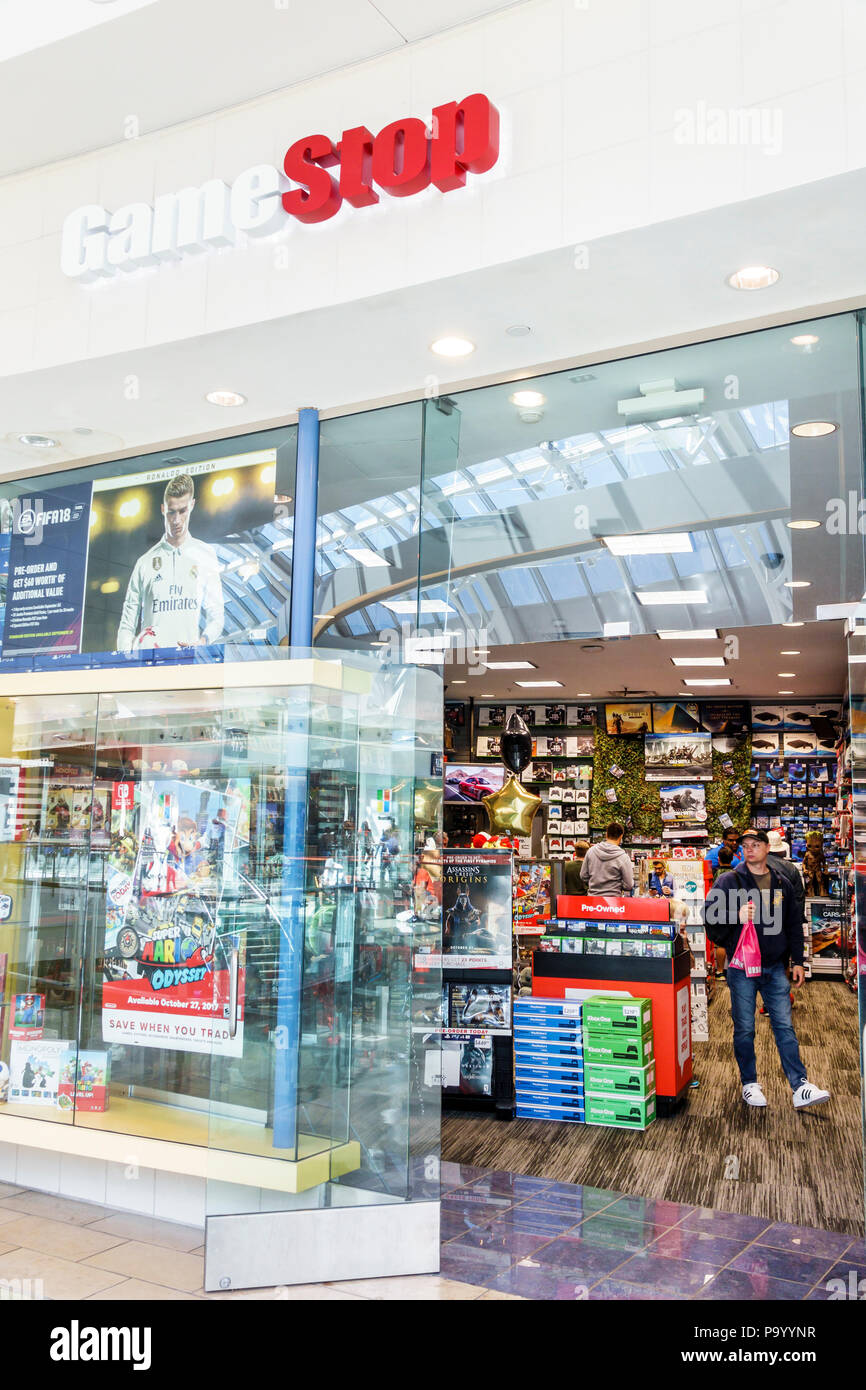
[116,536,224,652]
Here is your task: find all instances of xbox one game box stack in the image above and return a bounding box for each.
[582,994,656,1131]
[513,996,584,1122]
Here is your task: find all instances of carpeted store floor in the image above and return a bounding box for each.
[442,978,866,1237]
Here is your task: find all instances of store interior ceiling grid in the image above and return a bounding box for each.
[0,0,526,177]
[439,620,848,703]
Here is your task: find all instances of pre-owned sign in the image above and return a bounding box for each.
[61,93,500,280]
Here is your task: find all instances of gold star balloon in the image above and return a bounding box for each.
[483,774,542,836]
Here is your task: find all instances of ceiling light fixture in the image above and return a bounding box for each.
[483,661,537,670]
[791,420,837,438]
[603,533,692,555]
[430,336,475,357]
[382,599,456,615]
[450,680,467,684]
[671,657,726,667]
[779,690,794,694]
[206,390,246,407]
[635,590,708,605]
[780,650,800,655]
[786,519,820,529]
[603,621,630,637]
[657,629,720,640]
[18,434,58,448]
[346,547,390,568]
[726,265,780,290]
[683,678,732,687]
[515,680,563,688]
[784,580,811,589]
[790,333,820,349]
[782,621,804,627]
[510,389,547,423]
[778,672,796,678]
[506,324,531,337]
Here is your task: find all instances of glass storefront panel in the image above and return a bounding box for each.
[0,655,442,1224]
[0,692,99,1120]
[417,314,864,648]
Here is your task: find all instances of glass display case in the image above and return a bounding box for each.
[0,652,443,1288]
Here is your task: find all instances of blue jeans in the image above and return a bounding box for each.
[726,960,807,1091]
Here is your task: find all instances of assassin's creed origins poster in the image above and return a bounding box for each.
[441,850,512,969]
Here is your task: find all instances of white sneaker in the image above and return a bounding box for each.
[793,1083,830,1109]
[742,1083,768,1107]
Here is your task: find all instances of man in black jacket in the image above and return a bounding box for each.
[704,828,830,1110]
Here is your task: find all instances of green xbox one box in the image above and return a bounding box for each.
[582,1032,655,1066]
[585,1092,656,1130]
[585,1060,656,1098]
[582,994,653,1037]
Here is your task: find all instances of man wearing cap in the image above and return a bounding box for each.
[704,827,830,1110]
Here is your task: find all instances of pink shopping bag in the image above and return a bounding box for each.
[729,915,762,977]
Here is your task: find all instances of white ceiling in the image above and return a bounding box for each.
[4,164,866,483]
[0,0,526,177]
[442,621,849,702]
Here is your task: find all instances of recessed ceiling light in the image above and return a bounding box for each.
[778,672,797,678]
[509,390,546,409]
[791,420,837,438]
[780,650,800,655]
[787,519,821,529]
[431,336,475,357]
[603,533,692,555]
[515,680,563,688]
[18,433,58,448]
[790,333,820,349]
[603,621,630,637]
[450,680,467,684]
[726,265,780,290]
[483,661,537,670]
[635,590,708,605]
[480,693,495,697]
[784,580,811,589]
[778,690,794,694]
[683,678,732,687]
[506,325,531,337]
[671,656,726,667]
[205,390,246,407]
[576,692,593,697]
[657,629,720,640]
[782,621,804,627]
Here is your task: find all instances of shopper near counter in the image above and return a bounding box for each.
[563,840,590,896]
[581,823,634,896]
[704,827,830,1110]
[703,827,743,893]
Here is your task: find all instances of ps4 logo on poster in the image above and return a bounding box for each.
[61,93,501,280]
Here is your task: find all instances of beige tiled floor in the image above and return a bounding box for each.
[0,1187,514,1300]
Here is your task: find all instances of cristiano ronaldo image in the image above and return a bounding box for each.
[116,471,224,652]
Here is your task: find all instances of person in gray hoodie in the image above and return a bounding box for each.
[581,822,634,896]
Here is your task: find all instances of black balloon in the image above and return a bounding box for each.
[501,711,533,774]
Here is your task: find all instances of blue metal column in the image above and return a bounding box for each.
[290,406,320,649]
[273,407,319,1149]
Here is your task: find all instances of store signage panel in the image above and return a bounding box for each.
[61,93,501,280]
[1,483,93,658]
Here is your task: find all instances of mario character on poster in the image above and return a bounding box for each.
[101,778,246,1057]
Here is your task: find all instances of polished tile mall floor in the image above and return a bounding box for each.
[0,1164,863,1300]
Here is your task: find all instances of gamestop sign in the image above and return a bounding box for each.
[61,93,500,280]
